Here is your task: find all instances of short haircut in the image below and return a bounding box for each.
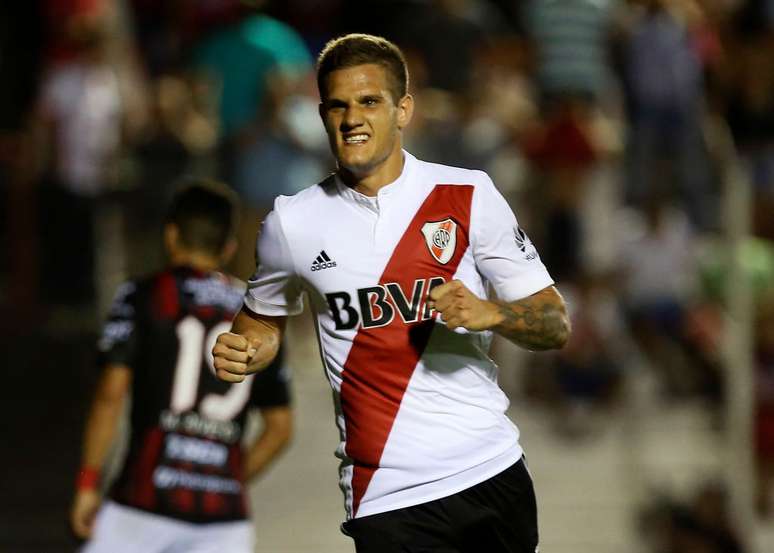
[166,178,238,256]
[317,33,409,104]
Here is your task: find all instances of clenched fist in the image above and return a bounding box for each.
[212,332,261,382]
[427,279,501,331]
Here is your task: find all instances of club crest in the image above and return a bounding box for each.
[421,219,457,264]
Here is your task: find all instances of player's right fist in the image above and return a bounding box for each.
[212,332,259,383]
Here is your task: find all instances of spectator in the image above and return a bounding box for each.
[722,0,774,239]
[396,0,496,96]
[126,72,219,276]
[526,272,627,439]
[229,72,328,279]
[521,0,615,282]
[616,190,724,402]
[33,20,126,311]
[525,0,614,105]
[192,9,312,160]
[617,0,717,229]
[638,481,744,553]
[191,9,315,280]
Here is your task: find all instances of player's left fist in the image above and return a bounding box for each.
[427,280,500,331]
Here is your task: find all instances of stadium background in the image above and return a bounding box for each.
[1,0,773,551]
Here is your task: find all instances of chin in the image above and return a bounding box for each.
[339,154,377,175]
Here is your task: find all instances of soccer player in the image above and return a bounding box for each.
[213,34,570,553]
[70,180,292,552]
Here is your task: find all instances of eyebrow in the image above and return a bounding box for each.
[323,92,387,108]
[324,98,349,108]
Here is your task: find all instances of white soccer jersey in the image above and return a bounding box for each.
[245,151,554,519]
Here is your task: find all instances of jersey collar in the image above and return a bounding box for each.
[335,150,415,210]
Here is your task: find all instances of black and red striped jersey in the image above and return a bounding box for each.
[98,265,290,523]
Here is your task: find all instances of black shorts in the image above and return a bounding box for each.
[341,458,538,553]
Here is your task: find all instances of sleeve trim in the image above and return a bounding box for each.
[243,296,302,317]
[495,272,555,303]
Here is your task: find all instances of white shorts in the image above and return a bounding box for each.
[81,501,255,553]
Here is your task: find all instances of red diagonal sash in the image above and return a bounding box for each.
[340,184,474,516]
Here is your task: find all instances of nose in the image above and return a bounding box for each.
[341,105,364,130]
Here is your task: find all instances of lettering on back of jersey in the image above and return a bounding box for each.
[421,219,457,264]
[164,433,228,466]
[325,277,445,330]
[153,466,241,494]
[182,277,243,311]
[160,410,240,443]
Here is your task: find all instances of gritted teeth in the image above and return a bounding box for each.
[344,134,369,143]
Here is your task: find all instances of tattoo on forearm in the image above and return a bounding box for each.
[494,290,570,351]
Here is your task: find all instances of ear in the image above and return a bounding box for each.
[220,237,238,265]
[163,223,179,255]
[396,93,414,130]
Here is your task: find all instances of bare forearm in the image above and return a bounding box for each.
[491,287,571,351]
[81,365,131,469]
[82,398,124,468]
[231,307,285,371]
[244,408,292,481]
[244,431,290,481]
[82,392,128,469]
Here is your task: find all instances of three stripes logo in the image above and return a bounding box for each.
[311,250,337,271]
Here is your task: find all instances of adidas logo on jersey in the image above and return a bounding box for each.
[311,250,337,271]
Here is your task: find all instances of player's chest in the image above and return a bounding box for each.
[295,185,475,305]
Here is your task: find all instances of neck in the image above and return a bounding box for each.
[340,148,405,197]
[169,250,221,272]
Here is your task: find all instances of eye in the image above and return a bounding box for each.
[325,100,347,113]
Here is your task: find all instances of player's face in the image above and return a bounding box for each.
[320,64,412,180]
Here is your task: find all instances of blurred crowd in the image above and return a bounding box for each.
[638,480,744,553]
[1,0,774,550]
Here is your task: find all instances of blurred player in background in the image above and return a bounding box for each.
[214,34,570,553]
[70,179,292,552]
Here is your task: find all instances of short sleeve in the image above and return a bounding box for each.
[244,208,304,316]
[472,175,554,301]
[97,281,139,367]
[249,346,291,408]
